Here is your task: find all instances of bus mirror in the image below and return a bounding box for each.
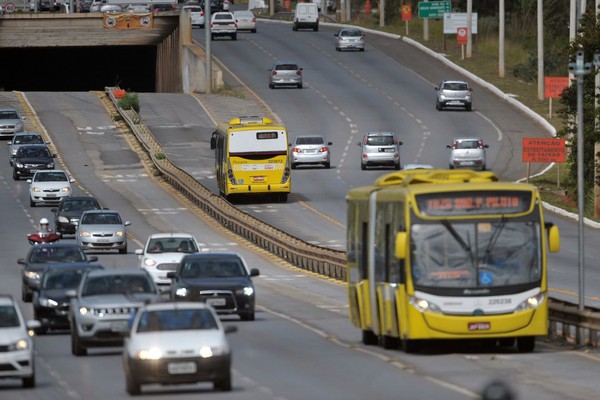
[547,225,560,253]
[210,137,216,150]
[395,232,408,259]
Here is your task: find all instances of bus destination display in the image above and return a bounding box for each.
[416,191,532,216]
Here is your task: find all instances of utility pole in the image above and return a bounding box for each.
[205,0,212,94]
[569,51,592,345]
[423,0,429,42]
[537,0,544,100]
[379,0,384,27]
[499,0,505,78]
[466,0,472,58]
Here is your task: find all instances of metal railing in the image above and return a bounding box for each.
[106,87,600,347]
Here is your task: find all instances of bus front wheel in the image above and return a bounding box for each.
[403,339,420,353]
[517,336,535,353]
[362,329,378,345]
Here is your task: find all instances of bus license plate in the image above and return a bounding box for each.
[207,298,226,306]
[168,362,197,375]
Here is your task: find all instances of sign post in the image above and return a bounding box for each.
[456,27,467,59]
[543,77,569,119]
[522,137,565,187]
[401,4,411,36]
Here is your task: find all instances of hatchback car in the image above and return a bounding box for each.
[123,301,237,394]
[435,80,473,111]
[18,242,98,302]
[76,209,131,254]
[0,294,40,388]
[357,131,403,170]
[28,169,75,207]
[0,107,25,138]
[447,137,489,170]
[268,61,303,89]
[210,11,237,40]
[168,252,259,321]
[12,144,56,181]
[334,28,365,51]
[290,135,332,169]
[183,5,204,28]
[52,196,102,235]
[33,262,104,334]
[233,10,256,32]
[135,233,201,291]
[7,131,47,166]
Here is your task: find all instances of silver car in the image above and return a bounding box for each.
[268,61,303,89]
[357,131,403,170]
[447,137,489,170]
[334,28,365,52]
[0,107,25,138]
[290,135,332,169]
[233,10,256,33]
[435,80,473,111]
[76,209,131,254]
[8,131,47,166]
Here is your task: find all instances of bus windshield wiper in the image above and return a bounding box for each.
[484,216,507,257]
[441,220,476,269]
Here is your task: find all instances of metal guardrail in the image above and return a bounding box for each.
[105,87,600,347]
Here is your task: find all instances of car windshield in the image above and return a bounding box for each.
[341,30,361,37]
[147,238,198,254]
[29,246,86,263]
[60,199,99,212]
[42,269,87,290]
[296,137,324,145]
[180,258,246,278]
[0,305,20,327]
[34,172,67,182]
[136,308,218,332]
[455,140,480,149]
[0,111,19,119]
[19,147,50,158]
[367,135,394,146]
[275,64,298,71]
[15,135,43,145]
[81,213,122,225]
[443,82,468,90]
[82,275,154,296]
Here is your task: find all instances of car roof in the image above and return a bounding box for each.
[60,195,98,202]
[0,107,18,112]
[82,209,119,215]
[452,137,483,142]
[17,144,48,148]
[85,268,149,278]
[14,131,41,136]
[147,232,195,239]
[366,131,395,136]
[138,301,213,312]
[42,262,104,272]
[0,294,17,306]
[33,169,65,174]
[28,242,84,250]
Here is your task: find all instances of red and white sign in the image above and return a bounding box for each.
[544,77,569,99]
[457,27,468,45]
[4,2,16,12]
[522,138,566,163]
[401,4,412,22]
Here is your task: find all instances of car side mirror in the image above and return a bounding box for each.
[26,179,32,183]
[135,249,143,255]
[327,142,332,146]
[299,68,303,71]
[65,289,77,298]
[435,87,439,90]
[446,145,452,149]
[124,221,132,226]
[52,154,57,158]
[334,33,338,36]
[17,258,26,265]
[224,325,238,334]
[250,268,260,277]
[398,141,403,146]
[70,179,76,183]
[166,271,176,279]
[88,256,99,262]
[484,144,489,148]
[357,142,362,147]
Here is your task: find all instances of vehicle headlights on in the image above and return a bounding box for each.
[235,286,254,296]
[79,306,90,315]
[409,296,442,314]
[143,258,157,267]
[24,271,39,281]
[175,287,189,297]
[8,338,29,351]
[199,345,227,358]
[58,215,70,223]
[15,121,24,131]
[15,162,24,168]
[135,347,162,360]
[80,231,92,238]
[61,186,71,193]
[515,293,546,312]
[115,230,125,237]
[47,162,55,168]
[38,297,58,307]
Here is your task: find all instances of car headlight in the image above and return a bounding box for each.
[135,347,162,360]
[79,306,90,315]
[515,293,546,312]
[24,271,40,281]
[16,121,24,130]
[61,187,71,193]
[115,230,125,237]
[8,338,29,351]
[409,296,442,314]
[38,297,58,307]
[16,162,24,168]
[143,258,157,267]
[199,346,214,358]
[235,286,254,296]
[58,216,70,223]
[47,162,55,168]
[80,231,91,237]
[32,186,42,192]
[175,287,189,297]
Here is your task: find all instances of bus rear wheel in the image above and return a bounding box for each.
[403,339,420,353]
[362,329,378,345]
[381,335,400,349]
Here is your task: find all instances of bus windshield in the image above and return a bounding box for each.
[410,220,541,288]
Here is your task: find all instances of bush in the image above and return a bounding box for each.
[117,91,140,113]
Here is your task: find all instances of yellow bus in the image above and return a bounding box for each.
[210,116,291,202]
[346,169,560,353]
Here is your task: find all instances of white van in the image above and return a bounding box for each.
[293,2,319,32]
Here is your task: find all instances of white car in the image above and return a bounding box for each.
[135,233,200,291]
[28,170,75,207]
[122,301,237,395]
[0,294,40,388]
[233,10,256,33]
[182,5,204,28]
[125,3,150,13]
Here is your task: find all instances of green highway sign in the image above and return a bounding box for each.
[418,1,451,18]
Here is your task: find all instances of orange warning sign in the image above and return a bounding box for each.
[522,138,565,163]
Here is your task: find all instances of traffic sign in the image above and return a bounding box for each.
[418,1,451,18]
[457,27,467,45]
[522,138,565,163]
[4,2,16,13]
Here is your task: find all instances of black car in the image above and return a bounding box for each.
[18,243,98,302]
[52,196,102,235]
[12,144,56,181]
[168,252,259,321]
[33,262,104,334]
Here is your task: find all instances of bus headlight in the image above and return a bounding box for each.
[515,293,546,312]
[409,296,442,314]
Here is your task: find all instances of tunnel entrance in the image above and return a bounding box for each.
[0,46,156,92]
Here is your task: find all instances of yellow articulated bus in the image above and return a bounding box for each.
[346,169,560,353]
[210,116,291,202]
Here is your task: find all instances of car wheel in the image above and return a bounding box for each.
[361,163,366,171]
[13,169,18,180]
[71,328,87,356]
[359,48,365,52]
[240,310,255,321]
[314,25,319,32]
[269,83,274,89]
[435,101,441,111]
[232,33,237,40]
[394,163,400,170]
[22,373,35,388]
[214,370,232,391]
[211,33,215,40]
[293,24,297,31]
[291,163,296,169]
[126,371,141,395]
[251,29,256,33]
[335,46,340,51]
[466,103,472,111]
[324,162,330,169]
[449,165,454,169]
[297,83,303,89]
[22,286,31,303]
[30,197,35,207]
[119,244,128,254]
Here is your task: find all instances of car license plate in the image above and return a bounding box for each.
[29,169,39,173]
[461,161,475,166]
[207,298,226,306]
[46,193,57,197]
[110,321,130,332]
[168,362,197,375]
[306,150,317,154]
[379,148,394,152]
[97,238,110,243]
